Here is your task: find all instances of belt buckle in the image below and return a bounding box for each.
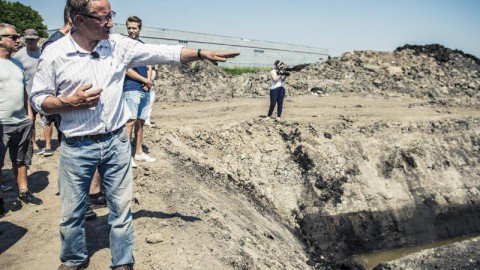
[88,133,105,141]
[87,134,98,141]
[86,127,121,141]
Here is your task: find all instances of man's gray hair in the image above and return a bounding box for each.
[0,23,16,35]
[67,0,100,26]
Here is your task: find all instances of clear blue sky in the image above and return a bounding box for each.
[13,0,480,57]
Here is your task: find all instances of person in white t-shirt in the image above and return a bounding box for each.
[1,23,44,214]
[266,60,288,121]
[12,28,46,155]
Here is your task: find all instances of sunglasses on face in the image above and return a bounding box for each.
[0,34,20,41]
[80,11,116,25]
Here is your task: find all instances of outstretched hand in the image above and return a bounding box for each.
[180,48,240,65]
[201,51,240,62]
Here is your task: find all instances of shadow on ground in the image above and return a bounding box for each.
[0,221,28,254]
[86,210,201,256]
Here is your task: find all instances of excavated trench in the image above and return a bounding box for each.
[153,44,480,268]
[288,121,480,264]
[160,116,480,269]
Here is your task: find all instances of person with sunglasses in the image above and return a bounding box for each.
[29,0,239,269]
[0,23,44,218]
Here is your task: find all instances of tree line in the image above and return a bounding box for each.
[0,0,48,38]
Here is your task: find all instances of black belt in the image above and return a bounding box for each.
[79,127,124,141]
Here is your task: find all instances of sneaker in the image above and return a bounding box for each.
[1,184,12,192]
[88,192,107,208]
[33,148,44,155]
[44,148,54,157]
[57,264,85,270]
[131,157,137,168]
[17,191,43,205]
[57,259,89,270]
[0,199,6,218]
[134,152,156,163]
[145,120,156,127]
[112,264,134,270]
[85,205,97,221]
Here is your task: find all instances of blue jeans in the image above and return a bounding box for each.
[124,90,150,120]
[58,127,134,267]
[268,86,286,117]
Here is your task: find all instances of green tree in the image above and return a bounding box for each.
[0,0,48,38]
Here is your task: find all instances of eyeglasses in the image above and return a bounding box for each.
[0,34,20,41]
[81,11,116,25]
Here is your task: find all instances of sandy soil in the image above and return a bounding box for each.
[1,94,479,269]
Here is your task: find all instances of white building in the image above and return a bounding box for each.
[111,24,329,68]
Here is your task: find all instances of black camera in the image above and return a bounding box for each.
[274,60,292,77]
[276,68,291,77]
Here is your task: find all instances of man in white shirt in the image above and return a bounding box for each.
[30,0,238,269]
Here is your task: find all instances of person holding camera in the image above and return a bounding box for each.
[266,60,288,121]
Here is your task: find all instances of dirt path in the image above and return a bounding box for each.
[153,95,477,127]
[1,94,478,269]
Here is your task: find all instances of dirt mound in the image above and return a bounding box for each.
[290,47,480,105]
[395,43,480,66]
[156,61,236,102]
[156,44,480,107]
[156,60,272,102]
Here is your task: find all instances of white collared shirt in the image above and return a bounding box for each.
[31,33,183,137]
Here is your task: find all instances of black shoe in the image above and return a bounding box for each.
[0,199,6,218]
[17,191,43,205]
[85,205,97,221]
[88,191,107,208]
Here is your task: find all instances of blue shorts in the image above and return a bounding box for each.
[124,90,150,120]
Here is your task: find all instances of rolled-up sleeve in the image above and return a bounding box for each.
[112,34,183,68]
[130,42,183,67]
[30,55,57,115]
